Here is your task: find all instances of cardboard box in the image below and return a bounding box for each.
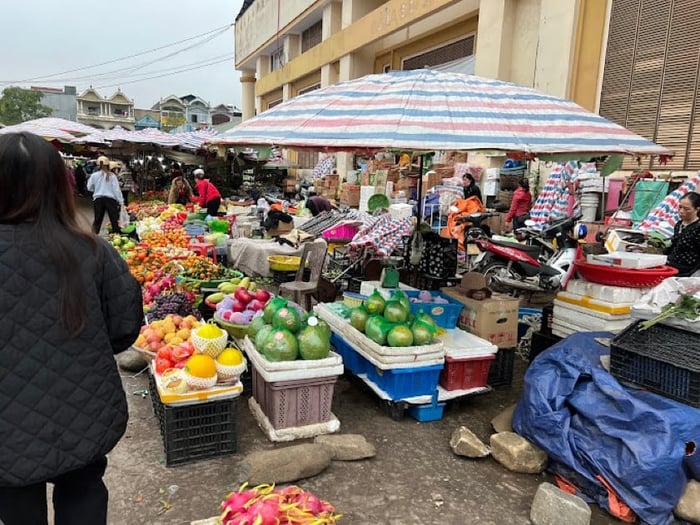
[604,228,646,253]
[441,287,519,348]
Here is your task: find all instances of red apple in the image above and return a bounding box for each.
[255,289,271,303]
[247,299,265,311]
[231,300,245,313]
[234,287,253,305]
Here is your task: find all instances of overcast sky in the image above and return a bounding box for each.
[0,0,245,109]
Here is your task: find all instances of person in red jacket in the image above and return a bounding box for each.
[505,178,532,231]
[193,168,222,217]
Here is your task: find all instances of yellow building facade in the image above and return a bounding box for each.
[235,0,700,172]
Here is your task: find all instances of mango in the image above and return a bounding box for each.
[207,292,225,304]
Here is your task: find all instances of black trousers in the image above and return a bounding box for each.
[206,197,221,217]
[0,456,108,525]
[93,196,121,234]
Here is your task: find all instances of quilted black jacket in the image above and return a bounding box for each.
[0,224,143,487]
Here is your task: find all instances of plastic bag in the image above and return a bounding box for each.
[118,207,130,228]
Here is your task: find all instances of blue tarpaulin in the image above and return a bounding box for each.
[513,332,700,525]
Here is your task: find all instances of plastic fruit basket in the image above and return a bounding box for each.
[574,259,678,288]
[213,312,249,339]
[343,291,366,308]
[268,255,302,272]
[322,224,358,242]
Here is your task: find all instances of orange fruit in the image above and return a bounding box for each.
[184,354,217,379]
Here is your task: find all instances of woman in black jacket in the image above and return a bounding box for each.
[0,132,143,525]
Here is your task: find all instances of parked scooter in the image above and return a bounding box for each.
[455,212,498,271]
[473,214,586,295]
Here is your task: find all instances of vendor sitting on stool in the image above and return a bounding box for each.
[306,192,333,216]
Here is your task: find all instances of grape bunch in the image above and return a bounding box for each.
[147,292,200,321]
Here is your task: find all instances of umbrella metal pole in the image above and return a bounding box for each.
[416,155,424,221]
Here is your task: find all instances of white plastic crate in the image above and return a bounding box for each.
[439,328,498,359]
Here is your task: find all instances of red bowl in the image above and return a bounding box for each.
[573,260,678,288]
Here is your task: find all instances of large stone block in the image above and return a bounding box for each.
[675,479,700,524]
[314,434,376,461]
[490,431,547,473]
[238,444,332,485]
[491,404,515,433]
[530,482,591,525]
[450,426,491,458]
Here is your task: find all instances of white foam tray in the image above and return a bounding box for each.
[566,278,648,304]
[439,328,497,358]
[357,373,490,404]
[315,303,445,368]
[248,397,340,442]
[553,305,632,332]
[243,337,344,382]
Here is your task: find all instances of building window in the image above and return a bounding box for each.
[268,99,283,110]
[191,114,198,123]
[402,36,475,70]
[301,20,322,53]
[87,106,99,115]
[271,47,284,71]
[599,0,700,170]
[298,83,320,96]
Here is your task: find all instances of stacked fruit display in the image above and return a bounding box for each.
[207,277,272,326]
[134,314,202,372]
[246,297,332,361]
[348,289,439,347]
[109,234,137,253]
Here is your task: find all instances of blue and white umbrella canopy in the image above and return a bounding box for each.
[215,69,671,156]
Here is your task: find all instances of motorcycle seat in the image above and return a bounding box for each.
[491,239,541,255]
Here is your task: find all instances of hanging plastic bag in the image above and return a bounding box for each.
[119,207,130,229]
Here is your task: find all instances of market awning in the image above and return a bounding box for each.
[213,69,672,157]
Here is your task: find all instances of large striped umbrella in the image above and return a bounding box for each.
[213,69,671,157]
[0,122,78,142]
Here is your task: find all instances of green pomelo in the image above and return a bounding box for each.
[272,306,302,333]
[387,324,414,347]
[383,300,409,323]
[297,324,330,360]
[350,307,370,332]
[262,327,299,361]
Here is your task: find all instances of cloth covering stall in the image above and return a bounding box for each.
[513,332,700,525]
[638,172,700,238]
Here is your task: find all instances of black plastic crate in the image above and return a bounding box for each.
[529,331,562,363]
[488,347,515,388]
[148,373,238,466]
[610,321,700,407]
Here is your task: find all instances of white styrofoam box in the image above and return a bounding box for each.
[486,167,500,180]
[565,278,648,304]
[553,303,632,333]
[359,185,377,213]
[389,203,413,220]
[553,299,630,322]
[360,280,418,300]
[484,180,499,196]
[242,337,343,382]
[439,328,497,358]
[586,252,667,269]
[555,291,633,315]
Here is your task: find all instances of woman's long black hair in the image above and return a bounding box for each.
[0,132,97,336]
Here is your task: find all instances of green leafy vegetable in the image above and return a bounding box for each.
[638,294,700,330]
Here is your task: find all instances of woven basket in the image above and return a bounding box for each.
[499,174,521,191]
[216,360,247,383]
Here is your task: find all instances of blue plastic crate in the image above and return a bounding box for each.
[330,333,368,376]
[367,363,443,399]
[405,291,463,329]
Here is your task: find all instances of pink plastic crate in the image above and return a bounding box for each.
[322,224,358,242]
[251,367,337,429]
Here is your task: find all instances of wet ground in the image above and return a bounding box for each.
[76,198,619,524]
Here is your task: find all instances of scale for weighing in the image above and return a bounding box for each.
[380,256,404,288]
